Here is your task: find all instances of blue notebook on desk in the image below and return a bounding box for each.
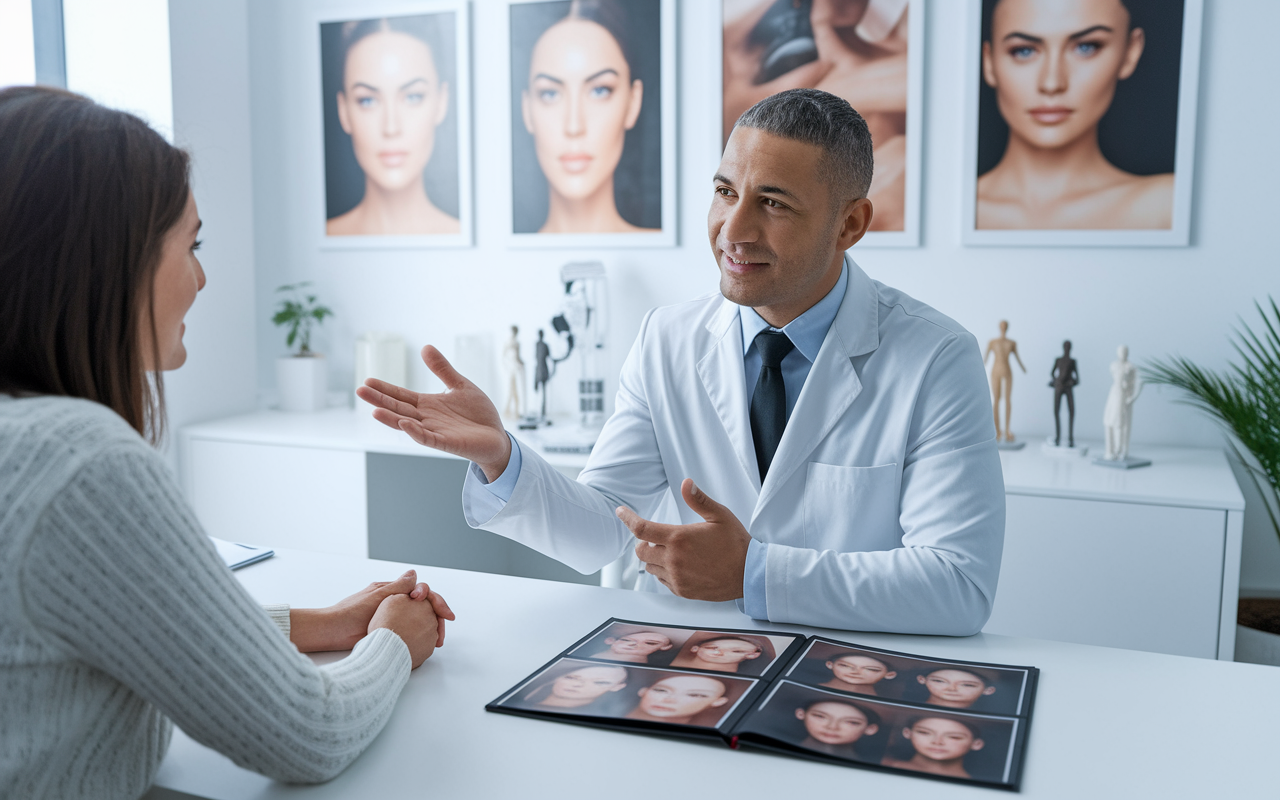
[210,537,274,570]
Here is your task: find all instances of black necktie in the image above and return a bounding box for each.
[750,330,794,481]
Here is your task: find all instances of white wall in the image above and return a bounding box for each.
[0,0,36,88]
[64,0,173,138]
[164,0,260,457]
[232,1,1280,590]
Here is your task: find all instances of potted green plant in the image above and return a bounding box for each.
[273,282,334,412]
[1144,298,1280,665]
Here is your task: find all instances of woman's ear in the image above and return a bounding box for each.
[521,89,535,135]
[864,724,879,737]
[981,41,997,88]
[1118,27,1146,81]
[337,92,352,135]
[435,81,451,126]
[971,738,985,752]
[624,79,644,131]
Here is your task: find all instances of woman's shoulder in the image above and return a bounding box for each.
[1119,172,1175,228]
[0,395,149,464]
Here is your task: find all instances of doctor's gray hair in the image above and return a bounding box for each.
[733,88,874,204]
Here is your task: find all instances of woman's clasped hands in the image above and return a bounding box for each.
[289,569,456,669]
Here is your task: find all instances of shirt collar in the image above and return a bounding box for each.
[739,256,850,364]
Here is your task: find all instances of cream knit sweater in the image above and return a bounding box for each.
[0,395,411,799]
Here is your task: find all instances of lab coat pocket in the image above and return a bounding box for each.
[803,462,900,551]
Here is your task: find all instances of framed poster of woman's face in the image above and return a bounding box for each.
[505,0,677,248]
[314,0,473,249]
[962,0,1203,246]
[718,0,924,247]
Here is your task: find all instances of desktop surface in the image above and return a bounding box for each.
[153,549,1277,799]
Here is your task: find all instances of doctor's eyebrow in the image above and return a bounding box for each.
[712,174,798,201]
[399,77,428,91]
[351,82,381,93]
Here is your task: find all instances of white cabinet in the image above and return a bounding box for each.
[985,444,1244,660]
[178,408,590,574]
[184,439,367,557]
[181,412,1245,659]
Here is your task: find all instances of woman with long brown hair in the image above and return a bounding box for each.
[0,86,454,799]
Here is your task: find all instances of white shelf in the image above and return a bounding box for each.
[999,441,1244,511]
[181,407,592,471]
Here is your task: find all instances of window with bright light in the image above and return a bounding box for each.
[0,0,37,88]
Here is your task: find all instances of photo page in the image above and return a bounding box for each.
[487,620,1038,790]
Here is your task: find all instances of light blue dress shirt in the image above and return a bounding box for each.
[471,261,850,619]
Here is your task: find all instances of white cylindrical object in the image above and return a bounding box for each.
[277,355,328,412]
[354,333,406,396]
[855,0,909,43]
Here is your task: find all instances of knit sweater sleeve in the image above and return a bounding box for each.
[17,444,412,784]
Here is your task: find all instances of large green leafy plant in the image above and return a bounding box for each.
[272,282,334,357]
[1143,298,1280,543]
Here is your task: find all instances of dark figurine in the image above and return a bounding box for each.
[534,329,551,420]
[1049,340,1080,447]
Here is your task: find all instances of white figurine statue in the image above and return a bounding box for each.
[1103,345,1142,460]
[502,324,525,420]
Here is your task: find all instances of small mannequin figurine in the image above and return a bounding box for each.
[1049,341,1079,448]
[533,329,551,422]
[502,325,525,420]
[984,320,1026,446]
[1097,345,1149,468]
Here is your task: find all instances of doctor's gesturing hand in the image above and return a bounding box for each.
[356,344,515,483]
[618,479,752,602]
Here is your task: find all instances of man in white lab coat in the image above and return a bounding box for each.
[359,89,1004,635]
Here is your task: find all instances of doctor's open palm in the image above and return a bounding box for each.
[357,345,513,482]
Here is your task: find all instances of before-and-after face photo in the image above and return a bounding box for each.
[786,639,1032,716]
[495,657,757,729]
[738,682,1019,785]
[569,622,798,677]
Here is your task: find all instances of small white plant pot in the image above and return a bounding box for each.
[277,354,328,412]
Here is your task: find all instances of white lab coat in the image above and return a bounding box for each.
[463,261,1004,635]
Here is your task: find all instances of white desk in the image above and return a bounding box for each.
[152,549,1276,799]
[180,410,1245,659]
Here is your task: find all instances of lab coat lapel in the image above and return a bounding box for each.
[698,298,761,493]
[754,260,881,515]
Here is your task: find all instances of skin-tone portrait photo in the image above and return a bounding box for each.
[915,668,998,709]
[722,0,916,234]
[509,0,664,236]
[879,711,1016,784]
[897,663,1027,715]
[621,671,752,728]
[819,652,898,696]
[791,641,901,697]
[320,11,462,238]
[572,623,691,665]
[501,659,632,717]
[735,682,891,762]
[667,631,787,677]
[974,0,1188,232]
[791,641,1030,715]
